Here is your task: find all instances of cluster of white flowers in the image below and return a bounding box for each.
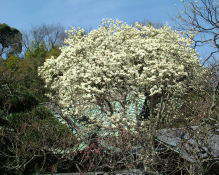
[38,19,207,131]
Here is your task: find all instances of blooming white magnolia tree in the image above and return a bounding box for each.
[39,19,207,132]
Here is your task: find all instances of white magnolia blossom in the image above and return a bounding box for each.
[38,19,207,129]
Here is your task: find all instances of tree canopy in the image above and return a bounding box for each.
[39,19,208,132]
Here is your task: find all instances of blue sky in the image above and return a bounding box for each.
[1,0,213,61]
[0,0,183,31]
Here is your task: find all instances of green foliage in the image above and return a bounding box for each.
[0,33,73,174]
[25,43,61,67]
[0,70,75,174]
[0,88,39,114]
[25,43,48,61]
[7,105,74,147]
[47,46,61,58]
[0,105,75,174]
[4,54,21,71]
[0,44,61,105]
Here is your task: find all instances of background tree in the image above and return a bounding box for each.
[0,23,22,57]
[175,0,219,126]
[23,24,66,52]
[0,24,77,174]
[175,0,218,65]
